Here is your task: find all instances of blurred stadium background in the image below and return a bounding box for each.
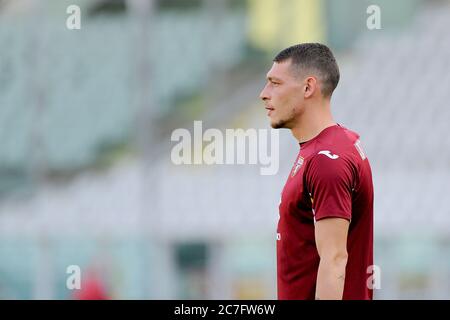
[0,0,449,299]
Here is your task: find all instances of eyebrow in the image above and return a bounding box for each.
[267,76,283,82]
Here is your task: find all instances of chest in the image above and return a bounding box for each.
[279,155,313,219]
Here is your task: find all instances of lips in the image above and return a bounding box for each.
[265,106,275,116]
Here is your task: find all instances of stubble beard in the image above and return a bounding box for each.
[271,119,288,129]
[270,108,297,129]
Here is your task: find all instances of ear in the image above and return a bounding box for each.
[304,76,317,98]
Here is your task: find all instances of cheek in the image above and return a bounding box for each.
[273,87,303,110]
[284,91,303,109]
[274,89,291,105]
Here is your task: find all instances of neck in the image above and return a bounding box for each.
[290,99,336,143]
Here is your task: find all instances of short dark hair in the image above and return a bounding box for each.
[273,43,340,97]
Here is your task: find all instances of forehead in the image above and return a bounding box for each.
[266,60,296,80]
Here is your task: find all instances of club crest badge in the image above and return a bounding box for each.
[291,156,304,177]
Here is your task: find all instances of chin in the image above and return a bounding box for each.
[271,119,287,129]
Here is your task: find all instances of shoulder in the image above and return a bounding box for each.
[309,125,366,165]
[317,125,360,153]
[304,126,362,184]
[305,150,355,183]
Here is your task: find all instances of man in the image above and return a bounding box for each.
[260,43,374,300]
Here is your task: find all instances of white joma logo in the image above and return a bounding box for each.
[318,150,339,159]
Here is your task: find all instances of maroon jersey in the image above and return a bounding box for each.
[277,124,374,300]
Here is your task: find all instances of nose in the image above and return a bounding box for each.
[259,84,270,101]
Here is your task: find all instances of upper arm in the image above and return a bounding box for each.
[305,153,355,222]
[306,152,354,258]
[315,217,349,259]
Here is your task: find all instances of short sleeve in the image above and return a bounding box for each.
[305,153,355,222]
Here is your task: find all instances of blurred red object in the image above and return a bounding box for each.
[72,270,111,300]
